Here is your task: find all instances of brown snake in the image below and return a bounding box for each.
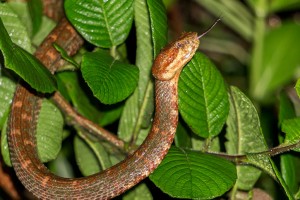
[7,17,217,199]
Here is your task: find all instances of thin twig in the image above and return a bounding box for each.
[51,92,126,151]
[207,141,300,163]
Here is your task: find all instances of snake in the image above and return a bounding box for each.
[7,17,217,199]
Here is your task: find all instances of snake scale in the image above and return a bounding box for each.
[7,17,204,199]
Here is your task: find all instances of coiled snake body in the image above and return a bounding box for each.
[7,19,200,199]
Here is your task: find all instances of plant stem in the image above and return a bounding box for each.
[207,141,300,163]
[52,92,127,151]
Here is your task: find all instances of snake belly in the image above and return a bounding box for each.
[7,18,200,199]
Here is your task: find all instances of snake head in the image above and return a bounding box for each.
[152,32,199,81]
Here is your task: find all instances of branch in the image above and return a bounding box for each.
[51,92,126,151]
[207,141,300,163]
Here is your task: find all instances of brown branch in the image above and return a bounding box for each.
[207,141,300,163]
[51,92,126,151]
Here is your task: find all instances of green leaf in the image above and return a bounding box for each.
[147,0,168,56]
[28,0,42,36]
[280,154,298,194]
[32,16,56,46]
[269,158,294,199]
[150,146,237,199]
[0,74,16,129]
[123,183,152,200]
[81,50,139,104]
[279,92,296,126]
[282,118,300,150]
[36,99,64,162]
[178,52,229,138]
[246,154,276,180]
[1,117,11,166]
[7,1,33,39]
[252,21,300,101]
[226,86,269,190]
[0,18,57,93]
[174,122,192,148]
[65,0,133,48]
[1,99,64,165]
[47,142,75,178]
[74,134,111,176]
[295,79,300,98]
[57,71,123,126]
[0,3,32,52]
[118,0,163,144]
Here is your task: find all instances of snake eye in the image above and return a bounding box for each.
[152,32,199,81]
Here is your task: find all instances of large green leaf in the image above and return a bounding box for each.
[251,21,300,101]
[2,99,63,166]
[81,50,139,104]
[225,86,269,190]
[0,3,32,52]
[150,146,236,199]
[0,17,56,93]
[118,0,167,143]
[178,52,229,138]
[147,0,167,56]
[65,0,133,48]
[36,99,64,162]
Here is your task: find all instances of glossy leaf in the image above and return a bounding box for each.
[0,74,16,129]
[118,0,167,143]
[0,18,56,93]
[226,86,269,190]
[57,71,123,126]
[36,99,64,162]
[251,22,300,101]
[0,3,32,52]
[1,99,64,165]
[178,52,229,138]
[65,0,133,48]
[118,0,156,142]
[147,0,167,56]
[150,146,236,199]
[81,50,139,104]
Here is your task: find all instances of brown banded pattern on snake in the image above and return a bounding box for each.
[6,17,218,199]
